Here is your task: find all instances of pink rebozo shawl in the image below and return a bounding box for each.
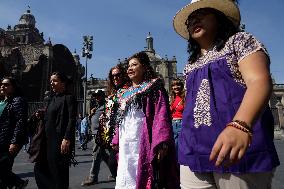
[112,78,179,189]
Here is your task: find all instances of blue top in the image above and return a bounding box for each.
[0,100,7,117]
[179,32,280,173]
[80,117,89,134]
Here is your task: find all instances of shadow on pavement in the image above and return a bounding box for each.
[17,171,34,178]
[97,180,115,184]
[77,160,93,164]
[75,153,93,157]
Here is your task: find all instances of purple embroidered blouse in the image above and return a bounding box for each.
[179,32,280,173]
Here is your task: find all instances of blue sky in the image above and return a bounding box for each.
[1,0,283,83]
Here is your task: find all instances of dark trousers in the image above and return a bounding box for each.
[0,152,23,189]
[34,154,69,189]
[34,160,52,189]
[34,133,70,189]
[108,148,118,178]
[80,133,89,149]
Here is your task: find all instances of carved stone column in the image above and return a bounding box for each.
[276,100,284,131]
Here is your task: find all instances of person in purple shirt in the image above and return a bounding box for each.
[173,0,280,188]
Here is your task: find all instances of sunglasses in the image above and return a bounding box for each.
[112,73,122,78]
[1,83,11,87]
[186,8,214,27]
[172,87,181,90]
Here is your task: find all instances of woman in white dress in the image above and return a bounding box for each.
[112,52,179,189]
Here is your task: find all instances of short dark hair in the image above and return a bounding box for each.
[127,51,157,81]
[1,76,23,97]
[51,71,72,85]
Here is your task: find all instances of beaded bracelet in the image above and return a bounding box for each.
[232,120,252,133]
[226,122,253,137]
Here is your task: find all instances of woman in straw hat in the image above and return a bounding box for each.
[173,0,279,188]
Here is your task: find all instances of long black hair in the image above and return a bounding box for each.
[186,8,240,63]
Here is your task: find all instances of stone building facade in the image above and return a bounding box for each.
[144,33,177,92]
[0,9,84,103]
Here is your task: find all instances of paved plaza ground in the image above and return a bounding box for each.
[14,142,115,189]
[13,139,284,189]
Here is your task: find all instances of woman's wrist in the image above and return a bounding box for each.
[226,120,253,144]
[232,120,252,130]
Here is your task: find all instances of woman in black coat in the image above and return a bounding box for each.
[0,77,29,189]
[34,72,77,189]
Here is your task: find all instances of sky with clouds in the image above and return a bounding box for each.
[1,0,283,83]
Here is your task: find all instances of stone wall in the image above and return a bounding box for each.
[271,84,284,139]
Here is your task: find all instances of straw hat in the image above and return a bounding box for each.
[173,0,241,40]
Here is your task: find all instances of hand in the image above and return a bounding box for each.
[91,108,96,115]
[209,126,251,167]
[111,144,119,151]
[9,144,20,156]
[61,139,70,154]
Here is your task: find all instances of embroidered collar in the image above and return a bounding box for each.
[119,79,157,102]
[115,78,163,128]
[118,78,158,111]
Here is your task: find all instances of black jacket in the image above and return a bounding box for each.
[0,96,28,151]
[45,93,77,154]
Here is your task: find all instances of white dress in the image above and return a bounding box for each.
[115,107,144,189]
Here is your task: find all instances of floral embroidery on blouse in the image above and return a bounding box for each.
[183,32,269,86]
[194,79,212,128]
